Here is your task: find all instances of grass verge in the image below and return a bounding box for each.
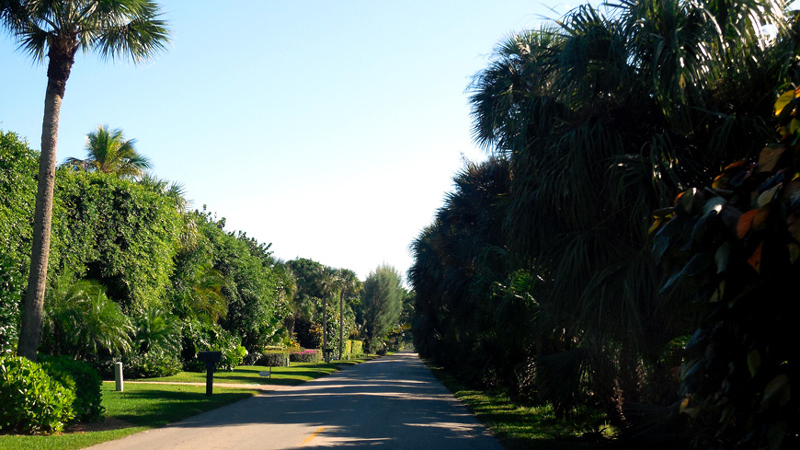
[424,360,615,450]
[136,357,373,386]
[0,357,373,450]
[0,383,256,450]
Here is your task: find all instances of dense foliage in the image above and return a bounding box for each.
[0,356,76,434]
[0,126,405,432]
[650,91,800,449]
[0,132,36,354]
[411,0,799,448]
[39,355,104,423]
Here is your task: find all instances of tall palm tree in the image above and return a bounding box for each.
[2,0,169,360]
[64,124,151,179]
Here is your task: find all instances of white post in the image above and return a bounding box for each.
[114,362,124,392]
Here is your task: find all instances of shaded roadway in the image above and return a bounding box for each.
[87,351,505,449]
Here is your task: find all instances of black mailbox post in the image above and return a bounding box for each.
[197,351,222,396]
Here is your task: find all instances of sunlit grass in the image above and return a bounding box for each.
[424,360,615,450]
[136,357,374,386]
[0,383,256,450]
[0,358,374,450]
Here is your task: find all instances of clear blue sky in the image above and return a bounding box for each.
[1,1,573,282]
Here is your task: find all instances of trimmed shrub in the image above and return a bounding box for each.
[258,351,288,367]
[289,349,321,363]
[40,355,103,423]
[241,352,262,366]
[0,356,76,434]
[346,340,364,358]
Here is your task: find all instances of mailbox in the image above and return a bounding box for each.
[197,351,222,364]
[197,351,222,397]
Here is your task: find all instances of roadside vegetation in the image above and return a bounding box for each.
[427,361,613,450]
[1,1,412,437]
[411,1,799,449]
[0,357,371,450]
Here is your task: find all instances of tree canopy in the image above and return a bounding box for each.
[63,125,151,179]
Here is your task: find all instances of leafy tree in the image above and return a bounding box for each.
[359,265,404,353]
[2,0,170,360]
[284,258,329,347]
[0,131,37,353]
[63,125,151,179]
[283,259,361,351]
[51,170,183,312]
[191,211,281,352]
[410,158,541,398]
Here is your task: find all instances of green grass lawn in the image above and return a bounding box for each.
[0,383,257,450]
[136,358,371,386]
[0,358,373,450]
[425,361,615,450]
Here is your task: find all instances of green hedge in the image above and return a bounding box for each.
[258,351,288,367]
[40,355,103,423]
[0,356,76,434]
[345,340,364,358]
[289,349,321,363]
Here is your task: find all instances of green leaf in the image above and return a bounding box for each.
[747,349,761,378]
[774,90,795,116]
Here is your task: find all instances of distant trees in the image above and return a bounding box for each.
[1,0,170,361]
[64,125,151,179]
[283,258,362,354]
[359,265,404,354]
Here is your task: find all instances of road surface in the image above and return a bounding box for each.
[87,351,505,449]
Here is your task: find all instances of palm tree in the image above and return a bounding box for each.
[2,0,169,361]
[466,0,791,410]
[42,272,133,359]
[64,125,152,179]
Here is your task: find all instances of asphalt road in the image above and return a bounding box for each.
[87,352,505,449]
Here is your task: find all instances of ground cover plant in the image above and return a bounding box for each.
[426,360,614,450]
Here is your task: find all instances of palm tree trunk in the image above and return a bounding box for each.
[17,48,73,361]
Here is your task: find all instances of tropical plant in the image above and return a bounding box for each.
[41,272,133,360]
[131,307,179,355]
[1,0,170,360]
[63,125,151,179]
